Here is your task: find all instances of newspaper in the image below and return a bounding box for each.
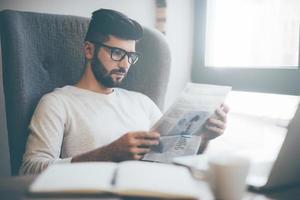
[142,83,232,163]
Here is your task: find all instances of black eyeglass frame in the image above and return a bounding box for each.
[91,41,141,65]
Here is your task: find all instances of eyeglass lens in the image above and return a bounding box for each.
[110,48,139,64]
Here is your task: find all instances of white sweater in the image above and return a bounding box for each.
[20,86,162,175]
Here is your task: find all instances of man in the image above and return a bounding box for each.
[20,9,228,175]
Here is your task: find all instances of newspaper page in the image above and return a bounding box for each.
[142,83,232,163]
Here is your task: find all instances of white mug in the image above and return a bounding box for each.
[207,154,250,200]
[173,154,250,200]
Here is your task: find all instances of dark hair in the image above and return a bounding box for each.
[84,9,143,43]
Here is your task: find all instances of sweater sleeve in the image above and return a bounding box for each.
[19,94,71,175]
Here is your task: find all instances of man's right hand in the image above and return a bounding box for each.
[104,131,160,161]
[71,131,160,163]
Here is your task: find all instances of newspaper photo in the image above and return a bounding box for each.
[142,83,232,163]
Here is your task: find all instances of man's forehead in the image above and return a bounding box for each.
[105,35,136,51]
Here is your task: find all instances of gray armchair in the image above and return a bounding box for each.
[0,9,171,175]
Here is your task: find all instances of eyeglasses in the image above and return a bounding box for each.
[92,42,141,65]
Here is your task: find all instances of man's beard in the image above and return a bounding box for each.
[91,55,127,88]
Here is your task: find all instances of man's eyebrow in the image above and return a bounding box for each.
[111,46,126,51]
[112,46,136,53]
[103,44,132,52]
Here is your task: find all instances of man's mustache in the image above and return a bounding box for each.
[109,67,127,75]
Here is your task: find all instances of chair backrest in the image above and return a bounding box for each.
[0,9,171,175]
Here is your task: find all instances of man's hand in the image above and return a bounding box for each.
[104,131,160,161]
[203,103,230,141]
[197,104,229,154]
[71,131,160,163]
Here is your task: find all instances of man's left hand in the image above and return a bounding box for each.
[202,103,230,141]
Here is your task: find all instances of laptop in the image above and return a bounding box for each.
[247,104,300,191]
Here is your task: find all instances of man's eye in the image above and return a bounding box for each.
[112,49,125,57]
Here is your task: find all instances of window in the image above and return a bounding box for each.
[192,0,300,95]
[192,1,300,172]
[205,0,300,68]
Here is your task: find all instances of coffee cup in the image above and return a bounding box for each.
[173,154,250,200]
[207,154,250,200]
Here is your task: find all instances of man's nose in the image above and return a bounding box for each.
[118,55,131,70]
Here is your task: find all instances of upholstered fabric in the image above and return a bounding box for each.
[0,9,170,175]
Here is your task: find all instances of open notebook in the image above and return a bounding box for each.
[29,161,200,199]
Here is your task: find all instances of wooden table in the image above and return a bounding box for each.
[1,176,300,200]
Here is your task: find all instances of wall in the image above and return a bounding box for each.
[164,0,194,108]
[0,0,155,26]
[0,0,195,175]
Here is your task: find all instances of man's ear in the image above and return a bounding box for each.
[84,41,95,60]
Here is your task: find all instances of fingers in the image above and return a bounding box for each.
[221,103,230,113]
[110,131,160,162]
[126,131,160,147]
[205,123,225,136]
[132,154,143,160]
[136,139,160,147]
[206,118,226,130]
[133,131,160,139]
[203,104,229,140]
[214,103,230,122]
[129,147,151,160]
[204,117,226,138]
[215,107,227,122]
[130,132,160,160]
